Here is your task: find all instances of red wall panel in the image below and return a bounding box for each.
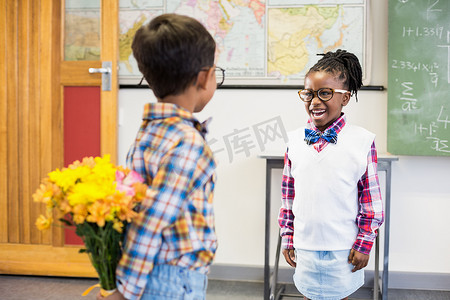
[63,86,101,245]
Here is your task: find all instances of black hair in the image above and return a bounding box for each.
[132,14,216,99]
[306,49,363,101]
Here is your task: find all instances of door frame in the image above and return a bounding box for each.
[0,0,118,277]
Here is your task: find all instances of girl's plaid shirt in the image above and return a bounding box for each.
[116,103,217,300]
[278,114,384,255]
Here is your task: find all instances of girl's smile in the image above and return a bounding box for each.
[311,109,326,118]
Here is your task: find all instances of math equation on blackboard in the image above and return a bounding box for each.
[388,0,450,156]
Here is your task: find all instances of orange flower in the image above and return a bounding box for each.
[86,200,109,227]
[32,182,53,205]
[114,195,137,223]
[59,199,72,214]
[72,204,88,224]
[69,156,96,169]
[133,182,147,202]
[36,215,53,230]
[33,155,146,234]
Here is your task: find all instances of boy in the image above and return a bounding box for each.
[100,14,222,300]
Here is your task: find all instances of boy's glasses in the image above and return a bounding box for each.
[138,66,225,87]
[298,88,349,102]
[215,66,225,87]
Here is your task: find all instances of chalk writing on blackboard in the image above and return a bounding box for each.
[413,106,450,153]
[387,0,450,156]
[427,0,443,21]
[398,81,418,111]
[402,26,445,38]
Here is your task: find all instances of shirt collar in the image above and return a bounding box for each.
[307,113,346,135]
[142,102,209,137]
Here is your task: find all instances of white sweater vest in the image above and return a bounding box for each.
[287,125,375,251]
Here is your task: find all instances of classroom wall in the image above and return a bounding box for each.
[117,0,450,279]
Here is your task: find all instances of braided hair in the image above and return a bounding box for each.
[306,49,362,102]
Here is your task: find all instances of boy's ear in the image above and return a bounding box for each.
[195,67,214,90]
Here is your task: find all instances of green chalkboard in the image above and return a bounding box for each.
[388,0,450,156]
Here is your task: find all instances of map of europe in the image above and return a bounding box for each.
[64,0,367,85]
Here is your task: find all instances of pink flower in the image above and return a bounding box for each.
[115,170,144,196]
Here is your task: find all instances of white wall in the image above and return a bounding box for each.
[118,0,450,275]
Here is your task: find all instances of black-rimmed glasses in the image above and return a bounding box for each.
[215,66,225,87]
[201,66,225,87]
[298,88,349,102]
[138,66,225,87]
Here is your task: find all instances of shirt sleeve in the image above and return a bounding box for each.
[278,150,295,249]
[353,141,385,255]
[116,132,208,300]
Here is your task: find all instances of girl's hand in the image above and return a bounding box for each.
[282,249,296,268]
[348,249,369,272]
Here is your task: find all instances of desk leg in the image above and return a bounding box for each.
[272,232,282,300]
[382,164,392,300]
[374,234,380,300]
[264,161,272,300]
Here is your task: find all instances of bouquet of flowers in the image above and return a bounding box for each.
[33,155,147,296]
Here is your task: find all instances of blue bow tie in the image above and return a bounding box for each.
[304,128,338,145]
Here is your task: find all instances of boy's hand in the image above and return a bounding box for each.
[348,249,369,272]
[282,249,296,268]
[96,290,126,300]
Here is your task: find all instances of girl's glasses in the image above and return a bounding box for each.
[298,88,349,102]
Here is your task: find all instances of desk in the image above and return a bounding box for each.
[260,155,398,300]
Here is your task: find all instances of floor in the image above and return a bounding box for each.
[0,275,450,300]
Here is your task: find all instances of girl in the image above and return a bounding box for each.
[278,50,384,300]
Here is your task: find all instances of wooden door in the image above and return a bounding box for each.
[0,0,118,277]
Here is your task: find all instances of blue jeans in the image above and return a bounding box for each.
[141,264,208,300]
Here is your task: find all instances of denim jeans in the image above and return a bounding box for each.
[141,264,208,300]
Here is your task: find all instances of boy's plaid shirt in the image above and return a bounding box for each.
[278,114,384,255]
[116,103,217,300]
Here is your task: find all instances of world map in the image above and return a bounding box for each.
[64,0,367,85]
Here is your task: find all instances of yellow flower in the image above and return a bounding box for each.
[36,214,53,230]
[112,220,124,233]
[72,165,92,182]
[68,181,113,206]
[34,155,146,234]
[89,157,116,186]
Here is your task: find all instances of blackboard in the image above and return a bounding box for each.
[387,0,450,156]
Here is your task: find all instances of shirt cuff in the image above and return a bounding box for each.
[117,278,144,300]
[281,234,294,249]
[352,238,374,255]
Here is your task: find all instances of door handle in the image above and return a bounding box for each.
[88,67,111,74]
[89,61,112,91]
